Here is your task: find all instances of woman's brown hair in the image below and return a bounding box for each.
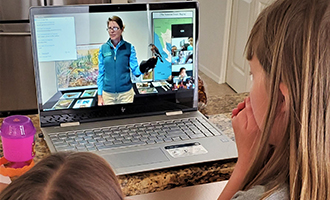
[243,0,330,199]
[0,152,124,200]
[108,16,125,30]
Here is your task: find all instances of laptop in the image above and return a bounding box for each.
[29,1,237,175]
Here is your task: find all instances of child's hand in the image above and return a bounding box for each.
[231,101,245,118]
[231,97,261,167]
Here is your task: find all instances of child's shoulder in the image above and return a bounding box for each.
[266,184,289,200]
[231,184,289,200]
[231,185,264,200]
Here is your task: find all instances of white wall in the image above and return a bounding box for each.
[198,0,230,84]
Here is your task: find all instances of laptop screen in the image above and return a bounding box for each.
[30,2,199,127]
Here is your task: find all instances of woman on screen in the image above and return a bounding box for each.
[97,16,156,105]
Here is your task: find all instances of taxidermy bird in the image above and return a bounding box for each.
[149,43,163,62]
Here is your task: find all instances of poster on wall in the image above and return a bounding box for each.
[55,44,101,91]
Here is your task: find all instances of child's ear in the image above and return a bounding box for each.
[279,82,289,112]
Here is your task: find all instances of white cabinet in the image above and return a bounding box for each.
[225,0,274,93]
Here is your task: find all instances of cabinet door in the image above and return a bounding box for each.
[226,0,273,93]
[0,24,38,112]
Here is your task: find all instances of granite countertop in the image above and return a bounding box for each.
[0,93,248,196]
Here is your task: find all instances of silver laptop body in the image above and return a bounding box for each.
[29,1,237,175]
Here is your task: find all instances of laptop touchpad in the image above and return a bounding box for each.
[104,148,169,168]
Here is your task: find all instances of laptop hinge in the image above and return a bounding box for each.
[60,122,80,128]
[166,111,183,116]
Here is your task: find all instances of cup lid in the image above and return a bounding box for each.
[0,115,36,139]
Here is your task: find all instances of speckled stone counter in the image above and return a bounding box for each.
[0,93,247,196]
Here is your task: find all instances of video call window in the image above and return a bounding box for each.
[34,8,196,111]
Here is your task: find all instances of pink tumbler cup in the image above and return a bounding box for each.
[0,115,36,164]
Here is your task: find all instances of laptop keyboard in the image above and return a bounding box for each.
[49,117,222,152]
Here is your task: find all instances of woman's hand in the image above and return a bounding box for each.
[232,96,261,167]
[98,95,104,106]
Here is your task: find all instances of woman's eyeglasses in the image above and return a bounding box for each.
[106,27,120,31]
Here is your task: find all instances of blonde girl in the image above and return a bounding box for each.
[219,0,330,199]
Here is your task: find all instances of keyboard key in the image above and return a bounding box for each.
[148,136,157,140]
[53,142,68,147]
[76,146,87,152]
[131,138,140,143]
[172,136,182,141]
[97,146,114,151]
[210,129,222,136]
[52,139,65,144]
[68,141,78,145]
[58,135,67,140]
[167,130,186,137]
[124,136,133,140]
[77,133,86,137]
[132,134,141,139]
[102,135,111,139]
[93,135,102,140]
[67,133,76,138]
[155,139,164,143]
[94,142,105,147]
[122,139,132,144]
[111,133,120,137]
[202,131,214,137]
[87,147,97,151]
[149,132,159,136]
[65,138,75,143]
[106,138,115,142]
[115,136,124,141]
[75,137,84,142]
[98,141,146,150]
[180,135,190,140]
[78,140,88,144]
[85,143,95,148]
[101,127,110,131]
[96,138,106,143]
[120,132,128,136]
[189,133,206,139]
[56,146,76,151]
[163,138,173,142]
[85,131,94,136]
[157,135,166,139]
[140,137,149,141]
[88,139,97,143]
[49,135,58,140]
[146,140,156,144]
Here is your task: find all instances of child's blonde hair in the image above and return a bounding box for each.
[243,0,330,199]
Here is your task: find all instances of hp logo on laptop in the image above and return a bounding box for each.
[121,107,126,113]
